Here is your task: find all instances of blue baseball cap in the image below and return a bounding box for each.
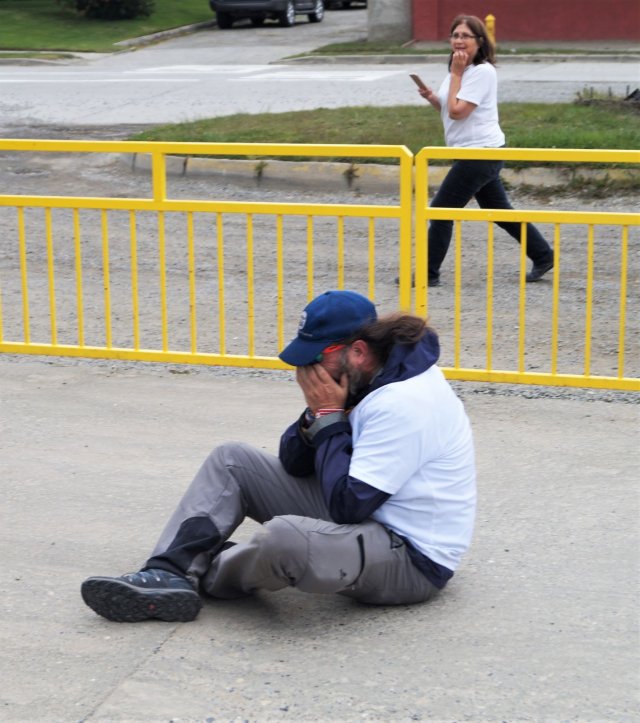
[279,290,377,367]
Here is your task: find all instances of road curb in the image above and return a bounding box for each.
[125,153,638,194]
[286,53,640,64]
[127,153,403,193]
[3,50,635,67]
[113,20,216,48]
[1,40,636,67]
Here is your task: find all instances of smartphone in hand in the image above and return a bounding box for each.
[410,74,427,90]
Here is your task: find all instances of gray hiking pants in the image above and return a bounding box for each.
[146,442,436,605]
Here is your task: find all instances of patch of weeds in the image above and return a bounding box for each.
[343,163,360,187]
[513,174,640,200]
[254,160,268,183]
[574,85,640,113]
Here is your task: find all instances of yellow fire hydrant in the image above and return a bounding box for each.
[485,14,496,45]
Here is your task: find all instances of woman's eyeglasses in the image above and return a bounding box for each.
[449,33,477,40]
[314,343,346,363]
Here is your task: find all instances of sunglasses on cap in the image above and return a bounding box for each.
[313,343,347,363]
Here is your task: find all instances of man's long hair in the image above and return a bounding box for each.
[346,313,432,366]
[448,14,497,68]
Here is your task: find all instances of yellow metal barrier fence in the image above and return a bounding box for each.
[0,140,638,391]
[0,139,413,370]
[414,147,639,390]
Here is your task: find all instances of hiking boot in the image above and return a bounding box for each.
[81,568,202,623]
[526,257,554,282]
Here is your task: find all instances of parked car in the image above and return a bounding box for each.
[325,0,366,8]
[210,0,324,28]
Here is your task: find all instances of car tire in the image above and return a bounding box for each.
[216,11,233,29]
[279,0,295,26]
[308,0,324,22]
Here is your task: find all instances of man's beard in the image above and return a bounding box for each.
[340,354,367,396]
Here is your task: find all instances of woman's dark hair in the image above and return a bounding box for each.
[346,313,431,366]
[448,14,496,68]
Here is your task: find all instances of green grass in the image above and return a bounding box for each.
[0,0,213,52]
[131,102,640,163]
[301,41,450,57]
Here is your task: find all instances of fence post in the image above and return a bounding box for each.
[151,151,167,203]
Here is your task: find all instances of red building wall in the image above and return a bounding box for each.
[412,0,640,41]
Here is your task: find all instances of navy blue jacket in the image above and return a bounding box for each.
[278,329,453,589]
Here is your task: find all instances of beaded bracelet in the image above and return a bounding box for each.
[315,408,345,417]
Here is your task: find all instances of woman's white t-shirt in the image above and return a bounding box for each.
[437,62,506,148]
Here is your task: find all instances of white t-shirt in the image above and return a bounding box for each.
[348,365,476,571]
[437,62,505,148]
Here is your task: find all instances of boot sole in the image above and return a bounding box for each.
[81,577,202,623]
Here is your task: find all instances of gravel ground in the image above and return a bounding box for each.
[0,147,638,404]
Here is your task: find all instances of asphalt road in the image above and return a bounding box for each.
[0,9,638,132]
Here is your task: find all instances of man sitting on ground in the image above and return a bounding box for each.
[81,289,477,622]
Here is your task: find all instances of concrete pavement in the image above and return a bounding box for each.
[1,355,638,722]
[1,16,639,721]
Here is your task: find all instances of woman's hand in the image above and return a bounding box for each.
[450,50,469,76]
[419,85,441,111]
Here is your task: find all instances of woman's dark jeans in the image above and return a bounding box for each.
[428,158,553,282]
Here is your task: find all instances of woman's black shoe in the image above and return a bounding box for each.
[526,258,554,282]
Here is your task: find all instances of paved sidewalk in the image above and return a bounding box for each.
[1,355,638,722]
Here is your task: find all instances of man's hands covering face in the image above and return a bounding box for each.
[296,364,348,414]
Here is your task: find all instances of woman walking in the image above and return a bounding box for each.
[416,14,554,287]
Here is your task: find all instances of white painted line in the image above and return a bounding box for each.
[237,70,400,82]
[123,66,402,82]
[126,65,267,74]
